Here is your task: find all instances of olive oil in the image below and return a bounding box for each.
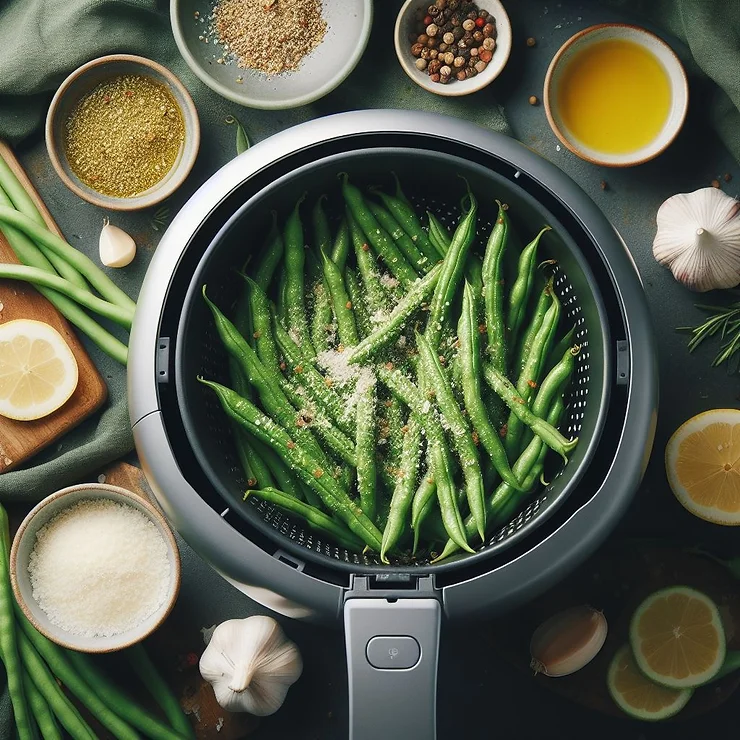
[558,39,671,154]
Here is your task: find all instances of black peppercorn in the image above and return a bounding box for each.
[453,25,464,40]
[421,46,434,60]
[450,14,461,27]
[411,42,424,57]
[478,8,488,18]
[465,66,477,78]
[473,30,484,42]
[417,33,429,44]
[428,59,442,75]
[482,23,495,38]
[435,0,448,9]
[467,10,477,20]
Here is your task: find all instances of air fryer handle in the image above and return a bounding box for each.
[344,597,441,740]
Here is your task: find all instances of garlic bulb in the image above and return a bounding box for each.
[653,187,740,292]
[99,219,136,268]
[530,605,608,677]
[199,616,302,716]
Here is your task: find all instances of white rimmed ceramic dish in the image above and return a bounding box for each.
[394,0,512,96]
[170,0,372,109]
[10,484,181,654]
[544,24,689,167]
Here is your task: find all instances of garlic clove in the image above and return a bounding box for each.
[99,219,136,268]
[530,605,608,677]
[653,188,740,292]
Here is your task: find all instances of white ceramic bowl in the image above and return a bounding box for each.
[544,24,689,167]
[394,0,512,96]
[170,0,372,109]
[10,484,181,653]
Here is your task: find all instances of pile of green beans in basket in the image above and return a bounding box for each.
[200,174,581,563]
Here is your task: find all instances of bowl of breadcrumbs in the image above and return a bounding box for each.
[171,0,373,109]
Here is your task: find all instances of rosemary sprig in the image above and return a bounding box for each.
[679,292,740,372]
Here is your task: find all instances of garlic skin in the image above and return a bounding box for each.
[99,219,136,268]
[530,605,608,677]
[653,188,740,292]
[199,616,302,716]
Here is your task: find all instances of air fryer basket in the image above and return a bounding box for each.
[174,148,611,573]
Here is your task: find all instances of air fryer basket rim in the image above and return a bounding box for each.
[173,144,612,575]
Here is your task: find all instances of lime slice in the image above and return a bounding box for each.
[0,319,78,421]
[629,586,725,689]
[608,644,692,720]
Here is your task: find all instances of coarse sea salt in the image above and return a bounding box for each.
[28,499,171,638]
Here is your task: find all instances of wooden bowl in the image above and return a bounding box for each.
[45,54,200,211]
[10,483,181,653]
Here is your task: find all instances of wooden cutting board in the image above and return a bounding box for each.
[0,141,107,473]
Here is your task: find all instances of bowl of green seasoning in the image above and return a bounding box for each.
[45,55,200,211]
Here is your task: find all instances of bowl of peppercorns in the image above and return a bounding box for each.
[395,0,512,95]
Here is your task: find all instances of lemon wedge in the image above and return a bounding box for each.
[0,319,78,421]
[666,408,740,525]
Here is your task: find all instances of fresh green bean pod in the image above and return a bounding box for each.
[512,277,551,378]
[272,316,354,436]
[410,467,437,553]
[320,248,359,347]
[346,263,442,365]
[253,211,284,292]
[466,255,484,301]
[310,197,334,353]
[200,379,383,550]
[505,282,561,457]
[240,434,275,489]
[312,195,332,254]
[543,326,576,377]
[377,365,473,552]
[340,174,418,288]
[381,416,423,562]
[458,282,522,490]
[348,210,392,312]
[243,276,281,372]
[417,332,486,540]
[482,361,576,460]
[251,437,304,500]
[367,200,431,274]
[276,268,288,326]
[506,226,551,343]
[424,191,478,350]
[283,195,314,355]
[331,215,351,271]
[345,268,371,338]
[356,380,378,523]
[245,488,364,551]
[426,211,451,256]
[23,669,61,740]
[371,188,441,262]
[482,201,510,375]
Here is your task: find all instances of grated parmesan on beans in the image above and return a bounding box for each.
[28,499,171,638]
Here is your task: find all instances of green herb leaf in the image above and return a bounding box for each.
[236,121,250,155]
[679,293,740,373]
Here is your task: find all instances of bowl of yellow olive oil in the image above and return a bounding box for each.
[544,24,688,167]
[46,55,200,211]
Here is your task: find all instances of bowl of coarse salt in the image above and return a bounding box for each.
[10,484,181,653]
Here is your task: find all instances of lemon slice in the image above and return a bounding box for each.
[629,586,725,689]
[0,319,78,421]
[666,409,740,525]
[607,644,692,721]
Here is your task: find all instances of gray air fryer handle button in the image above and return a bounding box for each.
[366,636,421,669]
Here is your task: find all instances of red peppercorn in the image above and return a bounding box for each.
[475,16,485,27]
[424,14,433,25]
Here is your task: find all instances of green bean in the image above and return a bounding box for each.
[239,432,275,489]
[512,278,551,378]
[466,255,484,301]
[506,226,551,343]
[251,437,304,500]
[458,282,522,490]
[367,200,431,274]
[0,205,135,312]
[410,467,437,553]
[417,332,486,540]
[348,210,391,313]
[64,651,184,740]
[424,190,478,350]
[371,187,440,262]
[253,211,284,292]
[0,263,134,327]
[426,212,451,256]
[376,365,472,552]
[23,669,61,740]
[544,326,576,377]
[356,380,378,522]
[320,248,359,347]
[276,268,288,326]
[243,276,281,373]
[126,644,195,740]
[340,174,418,288]
[312,195,332,254]
[272,316,354,436]
[346,263,442,365]
[0,506,33,740]
[310,197,334,354]
[384,395,405,475]
[330,215,351,271]
[16,611,140,740]
[482,201,510,375]
[381,415,423,562]
[345,268,371,338]
[505,282,561,458]
[283,195,314,356]
[482,361,577,460]
[245,488,363,551]
[16,631,94,740]
[200,379,383,549]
